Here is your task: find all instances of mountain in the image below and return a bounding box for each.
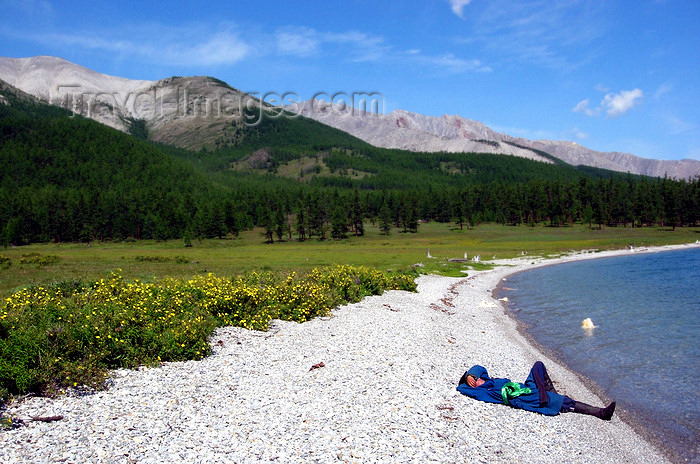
[0,75,241,244]
[2,63,698,245]
[0,56,263,150]
[286,100,556,164]
[1,55,698,179]
[0,55,152,132]
[2,63,599,195]
[288,100,700,180]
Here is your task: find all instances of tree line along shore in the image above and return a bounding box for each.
[2,89,698,247]
[3,170,698,246]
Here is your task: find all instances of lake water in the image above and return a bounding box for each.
[499,247,700,463]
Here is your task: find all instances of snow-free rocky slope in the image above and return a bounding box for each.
[2,55,698,178]
[288,100,700,179]
[0,56,258,150]
[0,55,152,132]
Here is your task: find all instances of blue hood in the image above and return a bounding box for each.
[467,365,491,380]
[458,365,491,385]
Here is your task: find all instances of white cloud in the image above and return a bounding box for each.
[661,113,694,135]
[455,1,607,70]
[572,99,598,116]
[5,18,485,76]
[601,88,643,118]
[275,27,489,73]
[31,24,254,67]
[276,28,319,57]
[449,0,474,18]
[654,82,672,99]
[171,32,252,66]
[432,53,491,73]
[573,88,643,118]
[273,28,387,62]
[409,51,491,74]
[323,31,388,62]
[571,126,589,139]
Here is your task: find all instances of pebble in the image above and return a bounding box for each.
[0,268,671,463]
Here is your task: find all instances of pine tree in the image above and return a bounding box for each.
[183,225,193,247]
[351,190,364,236]
[210,205,228,239]
[379,199,392,235]
[331,203,349,239]
[258,203,274,243]
[295,199,307,241]
[400,194,419,233]
[452,196,466,230]
[274,207,288,242]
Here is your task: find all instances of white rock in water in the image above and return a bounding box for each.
[581,318,596,329]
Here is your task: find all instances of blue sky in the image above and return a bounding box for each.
[1,0,698,161]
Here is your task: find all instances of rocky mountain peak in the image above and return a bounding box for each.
[1,56,698,179]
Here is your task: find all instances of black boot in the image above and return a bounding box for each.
[572,401,616,421]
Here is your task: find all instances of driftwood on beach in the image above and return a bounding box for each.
[29,415,63,423]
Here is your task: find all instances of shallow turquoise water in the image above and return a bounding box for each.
[501,248,699,462]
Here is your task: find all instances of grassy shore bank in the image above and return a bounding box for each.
[1,222,698,298]
[0,265,416,401]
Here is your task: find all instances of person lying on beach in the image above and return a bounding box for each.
[457,361,616,420]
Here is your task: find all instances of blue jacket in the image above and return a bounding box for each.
[457,365,565,416]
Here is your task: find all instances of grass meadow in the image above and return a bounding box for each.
[1,222,698,299]
[0,221,697,402]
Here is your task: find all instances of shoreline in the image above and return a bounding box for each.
[487,241,700,464]
[2,243,698,462]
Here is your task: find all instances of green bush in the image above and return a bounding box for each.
[134,255,171,262]
[0,266,416,401]
[133,255,190,264]
[18,253,60,266]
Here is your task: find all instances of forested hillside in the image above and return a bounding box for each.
[1,81,698,246]
[177,107,587,187]
[0,82,243,245]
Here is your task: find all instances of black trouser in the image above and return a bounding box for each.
[530,361,575,412]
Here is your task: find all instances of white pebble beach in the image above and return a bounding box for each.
[3,243,698,463]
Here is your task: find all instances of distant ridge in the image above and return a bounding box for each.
[1,55,698,179]
[0,55,153,131]
[0,56,262,150]
[288,99,700,180]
